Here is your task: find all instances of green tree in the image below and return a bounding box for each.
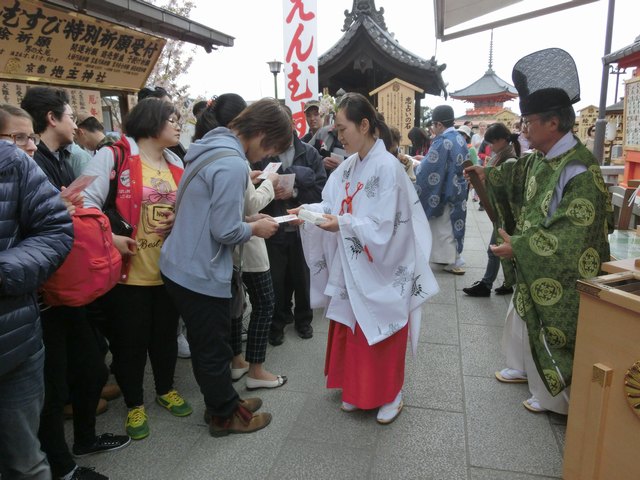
[420,106,432,128]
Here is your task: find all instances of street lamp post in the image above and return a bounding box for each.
[609,65,626,103]
[267,60,283,99]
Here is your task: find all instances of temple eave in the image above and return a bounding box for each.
[465,105,513,116]
[451,93,517,103]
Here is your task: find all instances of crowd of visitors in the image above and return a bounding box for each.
[0,46,614,480]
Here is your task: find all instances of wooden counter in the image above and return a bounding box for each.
[563,271,640,479]
[602,257,640,274]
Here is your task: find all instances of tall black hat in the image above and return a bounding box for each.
[512,48,580,116]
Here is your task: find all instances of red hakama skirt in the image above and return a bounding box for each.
[325,320,408,409]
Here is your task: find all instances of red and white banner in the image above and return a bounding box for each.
[283,0,318,138]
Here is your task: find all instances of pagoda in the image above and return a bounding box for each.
[450,31,518,125]
[318,1,447,103]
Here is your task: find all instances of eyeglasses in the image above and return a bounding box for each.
[64,112,77,123]
[521,117,541,128]
[0,133,40,146]
[167,118,181,128]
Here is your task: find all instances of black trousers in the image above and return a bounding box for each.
[39,305,108,477]
[162,275,239,418]
[266,235,313,334]
[97,283,178,408]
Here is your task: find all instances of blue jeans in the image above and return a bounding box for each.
[0,347,51,480]
[481,230,501,288]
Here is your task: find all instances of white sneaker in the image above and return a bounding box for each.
[177,333,191,359]
[377,391,403,424]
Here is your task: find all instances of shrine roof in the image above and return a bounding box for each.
[604,34,640,68]
[318,14,447,97]
[450,69,518,100]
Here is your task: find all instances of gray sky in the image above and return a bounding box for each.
[182,0,638,116]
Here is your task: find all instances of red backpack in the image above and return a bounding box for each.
[42,207,122,307]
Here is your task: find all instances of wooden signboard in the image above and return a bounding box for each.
[0,79,103,122]
[623,76,640,151]
[0,0,166,92]
[370,78,423,147]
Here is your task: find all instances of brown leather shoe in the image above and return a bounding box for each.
[239,397,263,413]
[101,383,122,401]
[203,397,262,424]
[64,398,108,419]
[209,404,272,437]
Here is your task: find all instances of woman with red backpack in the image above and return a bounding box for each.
[83,98,191,441]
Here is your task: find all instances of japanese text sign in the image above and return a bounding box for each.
[283,0,318,138]
[0,79,103,122]
[0,0,166,91]
[371,79,422,146]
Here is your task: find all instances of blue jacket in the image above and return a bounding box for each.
[160,128,252,298]
[0,142,73,376]
[415,127,469,254]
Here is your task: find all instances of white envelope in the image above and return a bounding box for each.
[258,162,282,179]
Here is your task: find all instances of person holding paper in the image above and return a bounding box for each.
[291,93,439,424]
[307,124,347,175]
[254,129,326,347]
[160,99,290,437]
[22,87,128,479]
[191,94,287,390]
[0,106,73,480]
[82,98,190,443]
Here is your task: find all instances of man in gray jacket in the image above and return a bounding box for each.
[0,136,73,478]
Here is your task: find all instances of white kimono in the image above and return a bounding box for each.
[299,140,439,354]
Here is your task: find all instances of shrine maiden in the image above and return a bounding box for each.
[291,93,439,424]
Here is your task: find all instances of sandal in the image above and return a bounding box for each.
[522,396,547,413]
[495,368,528,384]
[443,266,465,275]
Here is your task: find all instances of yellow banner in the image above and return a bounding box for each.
[0,0,166,91]
[0,80,103,122]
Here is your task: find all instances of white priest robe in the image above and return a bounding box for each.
[299,139,439,354]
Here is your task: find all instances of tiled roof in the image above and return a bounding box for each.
[450,69,518,99]
[604,34,640,64]
[606,99,624,112]
[319,17,445,77]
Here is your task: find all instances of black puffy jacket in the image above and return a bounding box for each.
[0,142,73,377]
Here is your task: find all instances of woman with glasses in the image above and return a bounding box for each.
[83,98,192,441]
[0,104,40,157]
